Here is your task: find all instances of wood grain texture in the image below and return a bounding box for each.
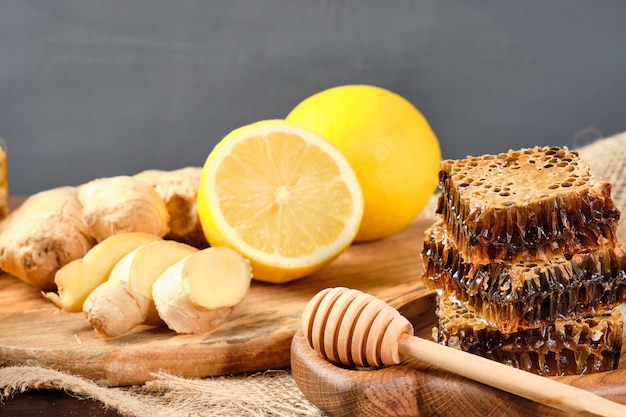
[0,211,433,386]
[291,291,626,417]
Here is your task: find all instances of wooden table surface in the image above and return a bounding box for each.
[2,390,123,417]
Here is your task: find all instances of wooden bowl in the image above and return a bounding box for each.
[291,290,626,417]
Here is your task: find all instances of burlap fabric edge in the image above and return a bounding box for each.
[0,365,323,417]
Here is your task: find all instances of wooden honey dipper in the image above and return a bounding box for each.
[301,287,626,417]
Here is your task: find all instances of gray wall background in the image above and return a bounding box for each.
[2,1,626,195]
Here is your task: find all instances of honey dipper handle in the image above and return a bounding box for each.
[400,335,626,417]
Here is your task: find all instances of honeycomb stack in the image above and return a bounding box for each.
[421,146,626,376]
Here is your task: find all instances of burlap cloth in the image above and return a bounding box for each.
[1,132,626,416]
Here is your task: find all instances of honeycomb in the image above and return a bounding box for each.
[422,145,626,376]
[423,220,626,333]
[436,146,620,263]
[435,295,623,376]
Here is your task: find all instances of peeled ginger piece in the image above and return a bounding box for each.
[83,240,197,337]
[152,246,252,334]
[45,232,161,312]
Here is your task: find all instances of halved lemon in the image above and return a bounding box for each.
[197,119,364,283]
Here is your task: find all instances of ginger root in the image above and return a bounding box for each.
[45,232,162,312]
[83,239,197,337]
[133,167,208,248]
[78,176,170,242]
[152,246,252,334]
[0,187,95,289]
[0,167,224,333]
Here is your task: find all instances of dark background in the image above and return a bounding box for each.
[2,1,625,195]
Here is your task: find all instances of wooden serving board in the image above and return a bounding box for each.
[291,291,626,417]
[0,211,434,386]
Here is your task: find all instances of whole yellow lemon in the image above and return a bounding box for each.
[286,84,441,241]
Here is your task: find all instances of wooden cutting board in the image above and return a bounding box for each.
[291,291,626,417]
[0,210,434,387]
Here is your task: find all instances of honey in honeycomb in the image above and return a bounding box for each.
[423,220,626,333]
[435,295,623,376]
[436,146,620,263]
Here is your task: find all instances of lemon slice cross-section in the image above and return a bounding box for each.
[198,119,364,283]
